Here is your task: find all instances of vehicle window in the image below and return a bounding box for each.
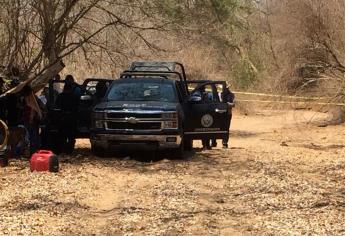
[107,82,177,102]
[188,83,198,93]
[84,81,110,96]
[191,84,222,103]
[85,81,98,95]
[53,82,63,94]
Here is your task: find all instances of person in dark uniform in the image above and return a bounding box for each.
[6,79,20,127]
[0,76,7,121]
[65,74,81,97]
[55,83,80,153]
[92,81,107,106]
[221,84,235,148]
[210,84,235,148]
[199,86,213,150]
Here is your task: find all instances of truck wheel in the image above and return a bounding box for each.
[91,144,106,157]
[64,140,75,154]
[183,138,193,151]
[172,139,185,159]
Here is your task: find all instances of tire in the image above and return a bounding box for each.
[64,140,75,154]
[183,138,193,151]
[171,138,185,159]
[91,144,106,157]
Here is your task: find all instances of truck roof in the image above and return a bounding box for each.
[130,61,178,72]
[116,77,176,85]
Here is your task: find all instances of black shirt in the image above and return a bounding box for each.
[222,88,235,103]
[6,94,20,126]
[55,92,79,112]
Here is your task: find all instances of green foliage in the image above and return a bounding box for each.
[138,0,263,90]
[231,59,258,89]
[209,0,243,22]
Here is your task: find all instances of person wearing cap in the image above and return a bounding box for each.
[65,74,81,97]
[55,82,80,153]
[221,83,235,148]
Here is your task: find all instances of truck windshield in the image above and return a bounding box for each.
[107,82,177,102]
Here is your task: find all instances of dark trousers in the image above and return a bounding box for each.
[211,114,232,147]
[58,113,77,154]
[26,123,40,154]
[223,114,232,146]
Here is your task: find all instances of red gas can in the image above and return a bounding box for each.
[30,150,59,172]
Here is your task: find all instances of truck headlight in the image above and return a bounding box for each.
[162,121,178,129]
[162,112,178,129]
[92,112,105,129]
[162,112,178,120]
[92,112,105,120]
[95,121,104,129]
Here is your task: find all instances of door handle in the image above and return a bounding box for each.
[215,108,227,113]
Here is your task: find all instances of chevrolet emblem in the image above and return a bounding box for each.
[125,117,138,124]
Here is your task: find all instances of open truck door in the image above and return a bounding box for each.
[183,81,231,142]
[44,78,112,142]
[78,78,112,137]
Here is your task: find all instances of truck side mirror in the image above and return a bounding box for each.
[188,95,202,103]
[80,95,92,101]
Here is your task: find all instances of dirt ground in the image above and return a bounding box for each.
[1,109,345,235]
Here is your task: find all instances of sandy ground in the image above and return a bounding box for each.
[1,109,345,235]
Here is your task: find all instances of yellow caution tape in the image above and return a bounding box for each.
[233,91,329,100]
[236,99,345,106]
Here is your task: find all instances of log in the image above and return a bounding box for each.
[0,60,65,98]
[30,60,65,92]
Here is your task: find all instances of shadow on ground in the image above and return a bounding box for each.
[230,130,260,138]
[57,146,260,178]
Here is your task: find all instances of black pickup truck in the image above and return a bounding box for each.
[90,62,233,157]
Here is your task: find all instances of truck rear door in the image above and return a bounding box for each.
[183,81,230,141]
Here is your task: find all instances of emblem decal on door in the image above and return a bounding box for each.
[201,114,214,128]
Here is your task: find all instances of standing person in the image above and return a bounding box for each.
[8,66,21,82]
[52,74,62,93]
[21,85,42,154]
[51,74,62,105]
[38,87,49,106]
[221,83,235,149]
[92,81,107,105]
[55,83,80,153]
[6,79,21,127]
[211,84,226,148]
[65,74,81,97]
[198,86,213,150]
[0,76,7,121]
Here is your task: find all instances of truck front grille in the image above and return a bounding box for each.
[107,113,161,119]
[106,122,161,130]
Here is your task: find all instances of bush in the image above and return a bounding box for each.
[231,59,258,89]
